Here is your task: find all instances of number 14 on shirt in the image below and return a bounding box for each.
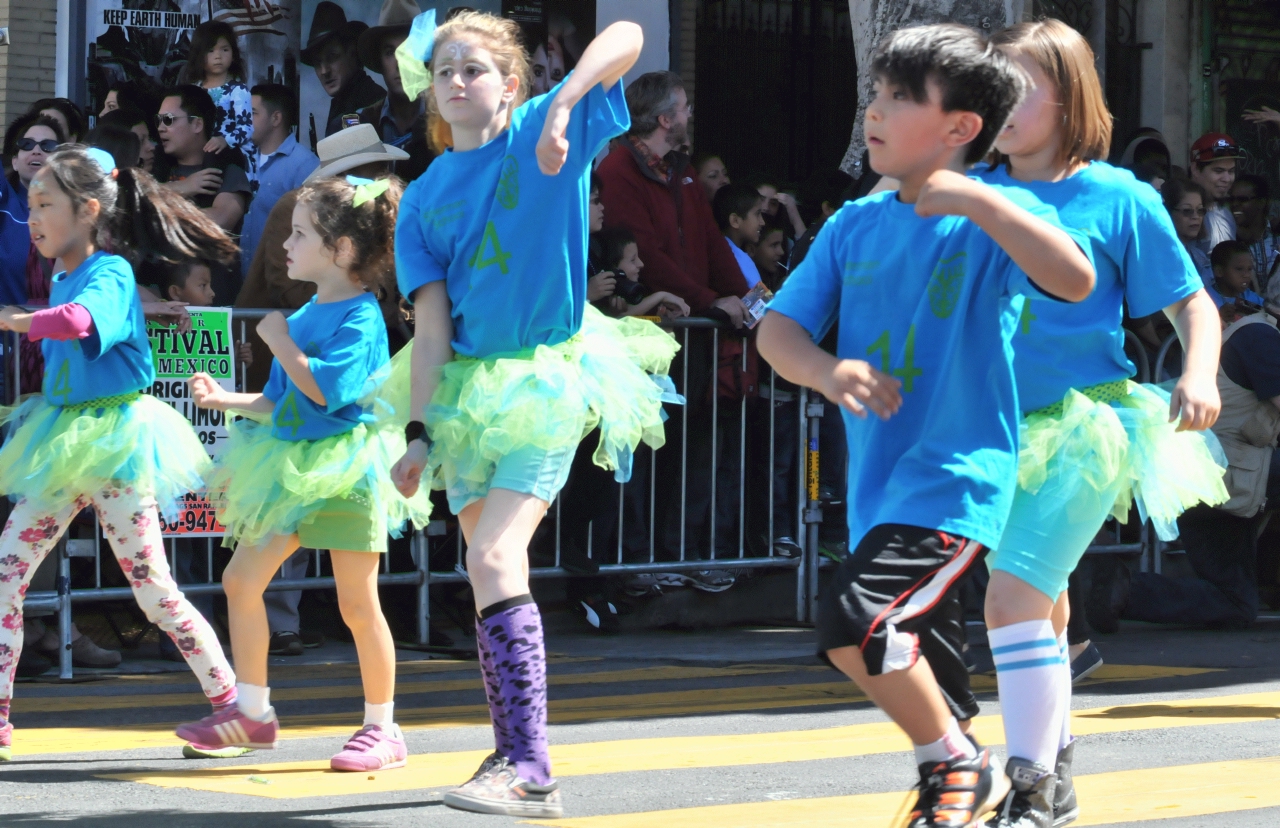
[866,325,923,392]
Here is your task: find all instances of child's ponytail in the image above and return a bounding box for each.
[111,166,239,267]
[296,175,405,296]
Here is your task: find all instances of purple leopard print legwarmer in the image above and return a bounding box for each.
[478,595,552,785]
[475,614,515,757]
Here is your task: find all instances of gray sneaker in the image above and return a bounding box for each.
[686,569,736,592]
[988,757,1057,828]
[443,761,563,818]
[1053,740,1078,826]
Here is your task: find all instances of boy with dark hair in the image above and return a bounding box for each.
[1230,174,1278,292]
[758,24,1095,827]
[714,182,767,287]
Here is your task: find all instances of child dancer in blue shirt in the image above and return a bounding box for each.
[0,146,240,761]
[758,25,1096,828]
[175,175,430,771]
[386,10,670,819]
[977,21,1226,826]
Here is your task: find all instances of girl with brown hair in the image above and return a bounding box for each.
[977,19,1227,826]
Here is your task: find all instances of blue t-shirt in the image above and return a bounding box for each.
[1206,283,1264,308]
[976,162,1201,412]
[767,187,1061,549]
[0,177,29,305]
[262,292,388,441]
[42,252,153,405]
[395,75,630,357]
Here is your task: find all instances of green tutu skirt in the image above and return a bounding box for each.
[210,418,432,549]
[0,393,210,518]
[388,304,682,495]
[1018,380,1229,541]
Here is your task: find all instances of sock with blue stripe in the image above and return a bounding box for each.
[989,618,1064,769]
[1058,631,1073,751]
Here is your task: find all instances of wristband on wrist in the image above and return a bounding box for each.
[405,420,428,446]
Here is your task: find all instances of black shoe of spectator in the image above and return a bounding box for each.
[300,631,325,649]
[268,631,304,656]
[1086,557,1130,635]
[772,537,803,558]
[430,627,455,648]
[576,596,620,634]
[16,648,52,678]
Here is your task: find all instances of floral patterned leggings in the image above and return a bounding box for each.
[0,486,235,708]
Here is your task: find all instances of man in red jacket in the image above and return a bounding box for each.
[597,72,749,587]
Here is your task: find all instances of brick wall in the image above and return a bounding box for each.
[0,0,59,129]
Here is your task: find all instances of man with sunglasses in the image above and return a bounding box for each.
[1190,132,1243,255]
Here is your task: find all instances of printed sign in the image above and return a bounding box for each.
[144,308,235,536]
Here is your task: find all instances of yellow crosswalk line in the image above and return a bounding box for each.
[530,755,1280,827]
[10,664,1218,758]
[97,690,1280,799]
[13,663,821,715]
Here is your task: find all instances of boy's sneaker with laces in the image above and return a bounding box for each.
[908,747,1009,828]
[330,724,408,771]
[175,706,279,750]
[1052,741,1078,826]
[0,720,11,762]
[443,760,563,818]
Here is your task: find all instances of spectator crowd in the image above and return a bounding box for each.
[8,14,1280,667]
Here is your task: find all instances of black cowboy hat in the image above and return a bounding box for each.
[301,2,370,67]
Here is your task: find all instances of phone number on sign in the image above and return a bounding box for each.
[160,507,226,536]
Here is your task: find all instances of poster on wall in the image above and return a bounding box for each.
[501,2,596,99]
[85,1,302,121]
[144,307,237,537]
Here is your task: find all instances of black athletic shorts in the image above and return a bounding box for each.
[817,523,985,721]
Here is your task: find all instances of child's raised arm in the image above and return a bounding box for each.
[256,311,325,405]
[189,371,271,414]
[536,21,643,175]
[915,170,1095,303]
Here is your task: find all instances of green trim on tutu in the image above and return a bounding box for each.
[211,418,432,549]
[1018,381,1229,541]
[388,304,682,496]
[0,393,210,519]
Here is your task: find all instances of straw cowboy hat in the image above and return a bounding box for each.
[304,123,410,183]
[301,2,370,67]
[358,0,424,74]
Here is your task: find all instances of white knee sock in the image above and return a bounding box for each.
[913,717,978,764]
[989,619,1064,769]
[364,701,394,729]
[1058,632,1072,752]
[236,682,272,721]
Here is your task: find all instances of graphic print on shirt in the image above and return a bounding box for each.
[928,252,966,318]
[496,156,520,209]
[275,390,304,438]
[1019,298,1036,335]
[469,222,512,274]
[866,326,924,392]
[50,360,72,403]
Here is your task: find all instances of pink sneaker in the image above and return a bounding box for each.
[175,706,279,749]
[0,720,11,762]
[330,724,408,772]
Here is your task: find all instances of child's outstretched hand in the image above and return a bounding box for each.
[914,169,985,219]
[203,135,228,154]
[143,301,192,333]
[391,439,429,498]
[189,372,227,410]
[656,292,690,317]
[821,358,902,420]
[236,341,254,367]
[536,103,572,175]
[256,311,289,346]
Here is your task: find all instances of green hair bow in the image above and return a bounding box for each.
[347,175,391,207]
[394,9,437,101]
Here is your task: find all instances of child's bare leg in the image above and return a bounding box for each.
[220,534,301,687]
[331,549,395,705]
[826,645,955,745]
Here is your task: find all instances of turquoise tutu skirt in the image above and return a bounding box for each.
[210,418,432,549]
[388,304,683,496]
[0,393,210,519]
[1018,380,1229,540]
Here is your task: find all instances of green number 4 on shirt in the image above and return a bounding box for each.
[866,325,923,392]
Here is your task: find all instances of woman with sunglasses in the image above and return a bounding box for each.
[1163,178,1214,289]
[0,113,65,308]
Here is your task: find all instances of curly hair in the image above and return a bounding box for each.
[294,175,404,295]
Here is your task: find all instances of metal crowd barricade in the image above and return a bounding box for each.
[4,310,828,681]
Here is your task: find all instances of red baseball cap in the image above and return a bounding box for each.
[1190,133,1243,164]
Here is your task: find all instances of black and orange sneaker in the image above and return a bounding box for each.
[907,747,1010,827]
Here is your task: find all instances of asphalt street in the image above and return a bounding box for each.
[4,613,1280,827]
